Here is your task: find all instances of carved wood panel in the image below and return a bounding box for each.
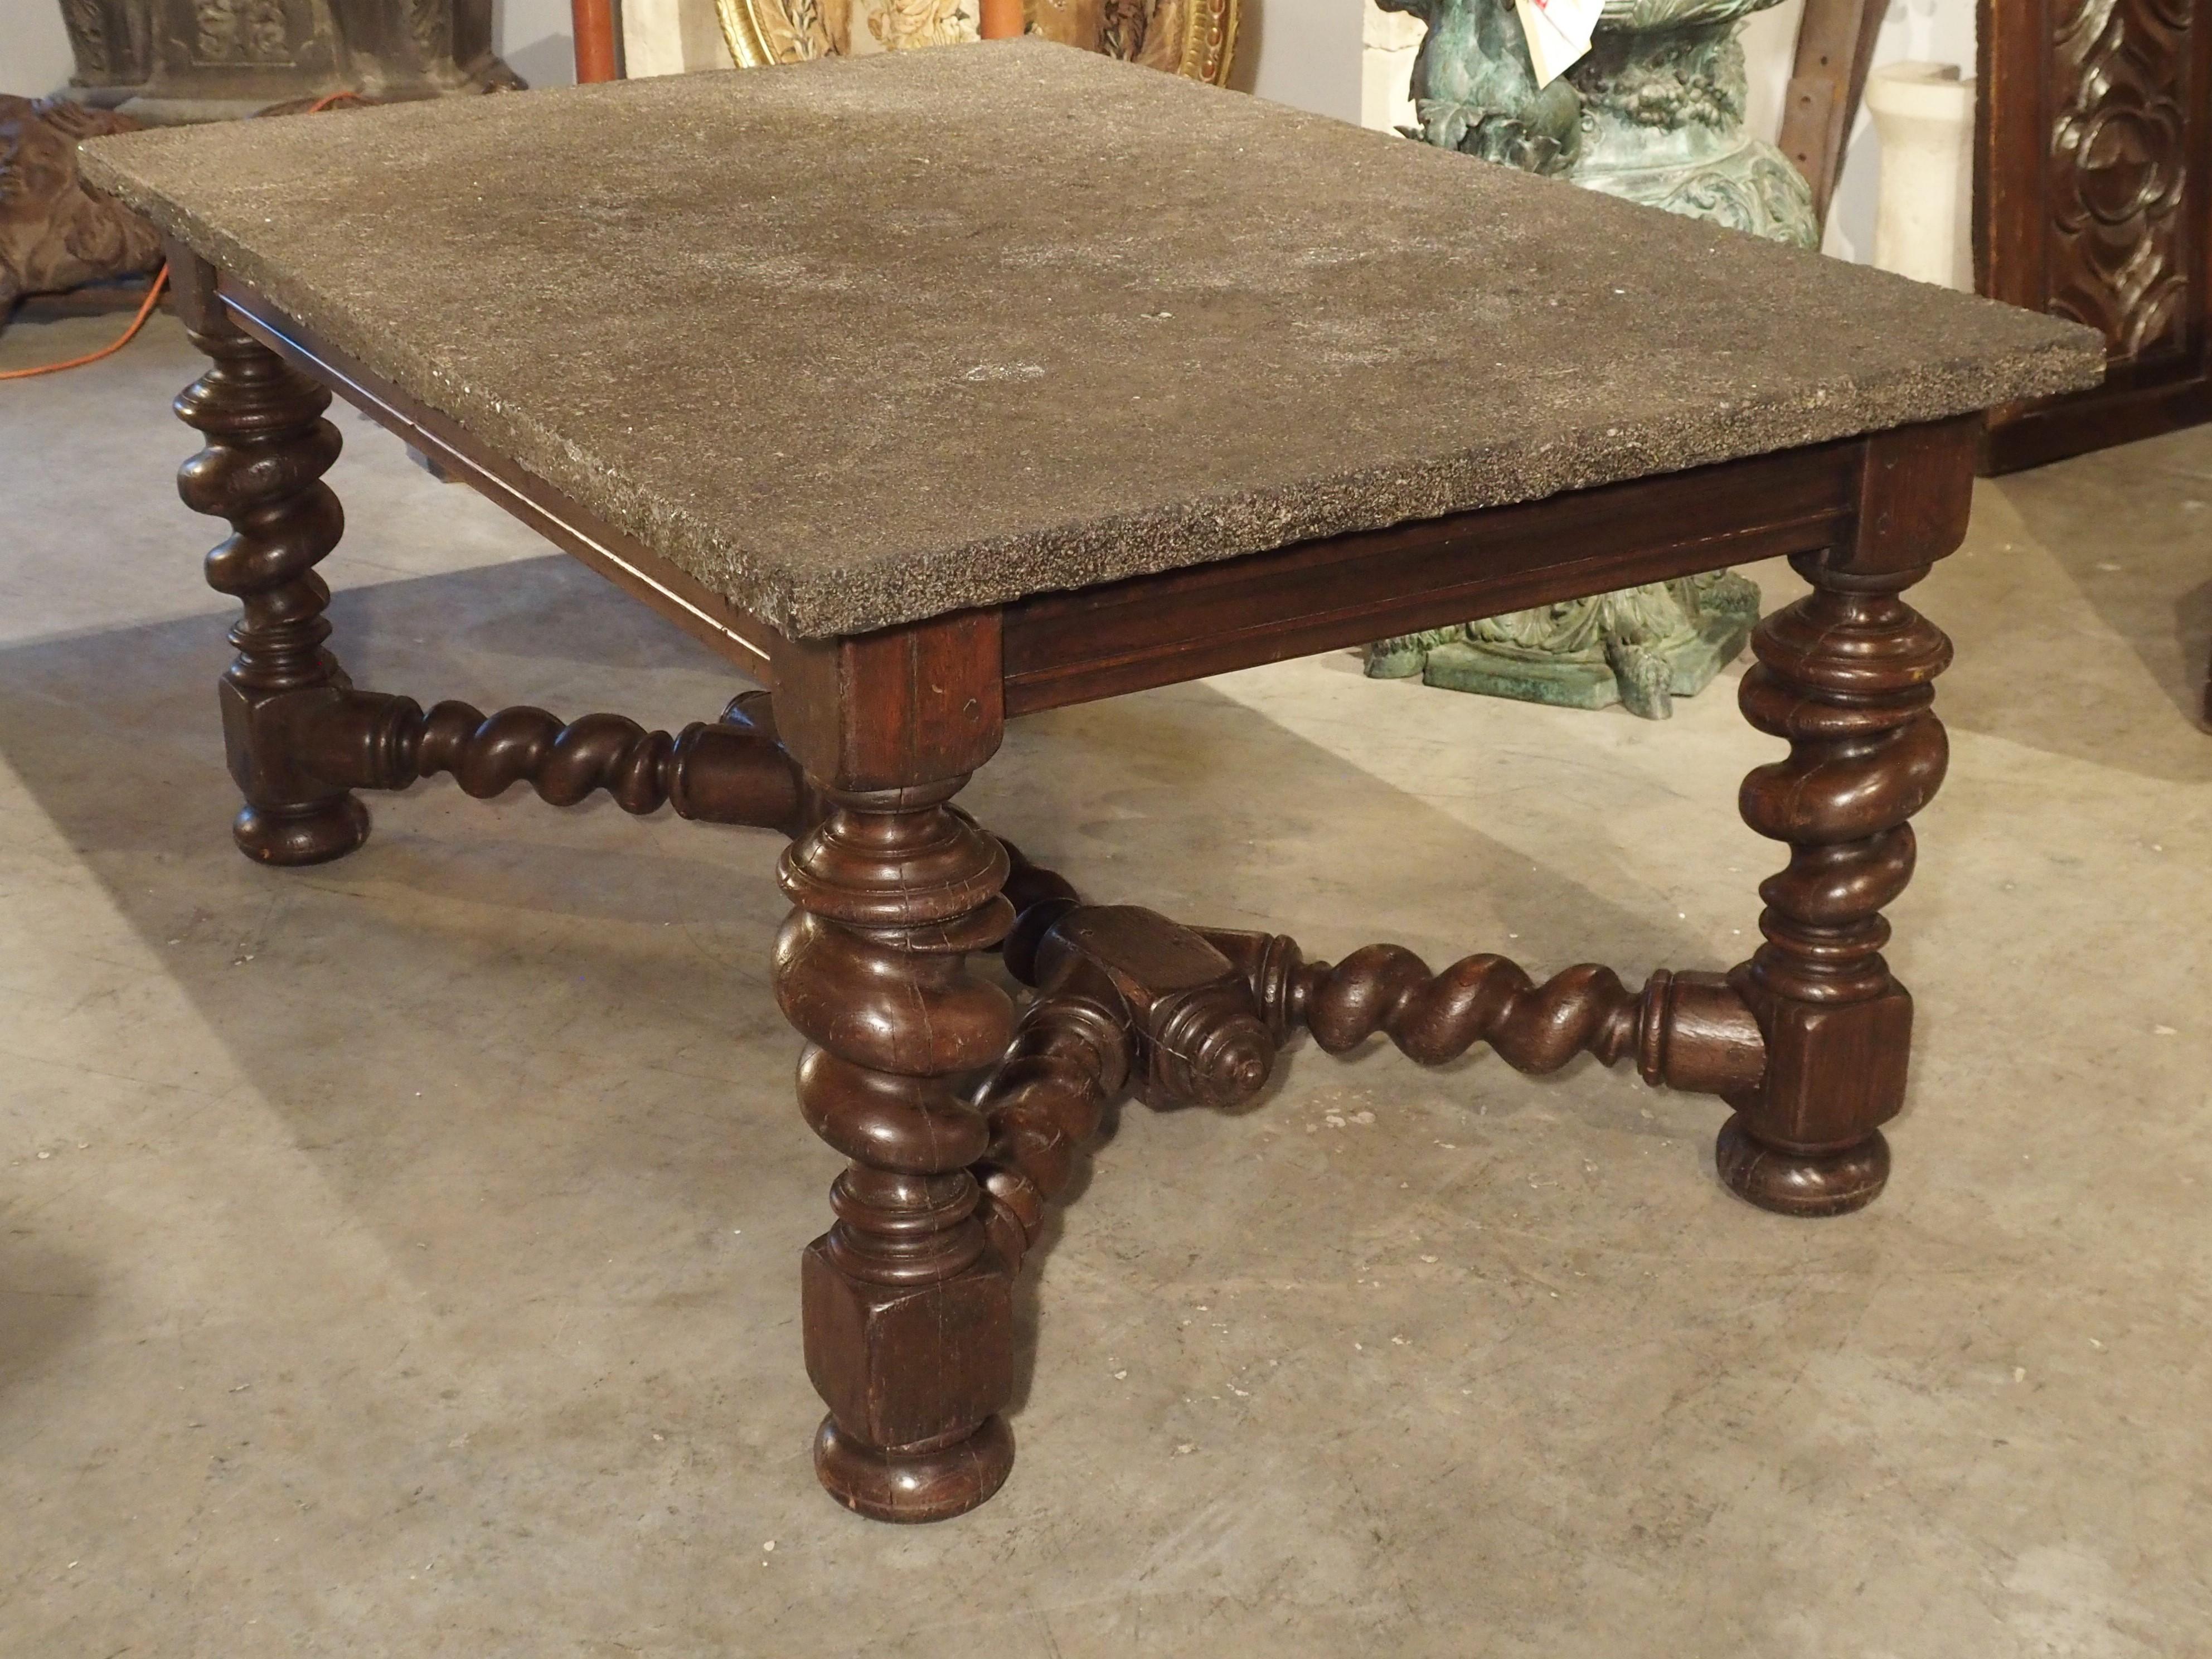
[1978,0,2212,470]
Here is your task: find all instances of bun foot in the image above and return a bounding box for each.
[1716,1114,1889,1217]
[814,1413,1014,1523]
[233,795,370,866]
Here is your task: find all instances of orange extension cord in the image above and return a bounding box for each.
[0,91,366,384]
[0,263,169,381]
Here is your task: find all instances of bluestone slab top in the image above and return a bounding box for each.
[81,41,2104,639]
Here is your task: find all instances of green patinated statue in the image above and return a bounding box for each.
[1369,571,1765,720]
[1393,0,1584,174]
[1369,0,1815,716]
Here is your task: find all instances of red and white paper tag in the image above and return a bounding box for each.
[1514,0,1601,86]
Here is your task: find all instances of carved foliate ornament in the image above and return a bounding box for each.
[718,0,1237,85]
[2049,0,2194,359]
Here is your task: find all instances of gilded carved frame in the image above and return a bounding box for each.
[715,0,1239,88]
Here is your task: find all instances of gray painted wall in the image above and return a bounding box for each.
[2,0,76,97]
[1233,0,1363,125]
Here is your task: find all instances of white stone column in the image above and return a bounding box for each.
[1864,61,1975,289]
[1361,2,1421,134]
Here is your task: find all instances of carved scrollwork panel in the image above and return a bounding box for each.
[61,0,114,73]
[1981,0,2212,464]
[2049,0,2198,361]
[191,0,298,65]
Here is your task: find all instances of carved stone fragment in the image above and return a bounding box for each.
[0,97,162,314]
[59,0,518,123]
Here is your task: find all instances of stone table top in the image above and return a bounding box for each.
[81,41,2103,639]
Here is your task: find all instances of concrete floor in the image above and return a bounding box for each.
[1,309,2208,1657]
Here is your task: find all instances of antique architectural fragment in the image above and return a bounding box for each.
[0,96,162,315]
[1978,0,2212,468]
[57,0,517,123]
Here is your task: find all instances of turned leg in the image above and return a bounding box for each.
[1719,440,1963,1215]
[774,778,1019,1520]
[171,255,364,866]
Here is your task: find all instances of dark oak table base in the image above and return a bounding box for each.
[168,245,1971,1523]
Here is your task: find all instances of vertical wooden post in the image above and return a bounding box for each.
[169,246,370,868]
[1778,0,1887,225]
[770,615,1021,1520]
[1719,421,1974,1216]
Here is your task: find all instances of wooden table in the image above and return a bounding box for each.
[82,42,2102,1522]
